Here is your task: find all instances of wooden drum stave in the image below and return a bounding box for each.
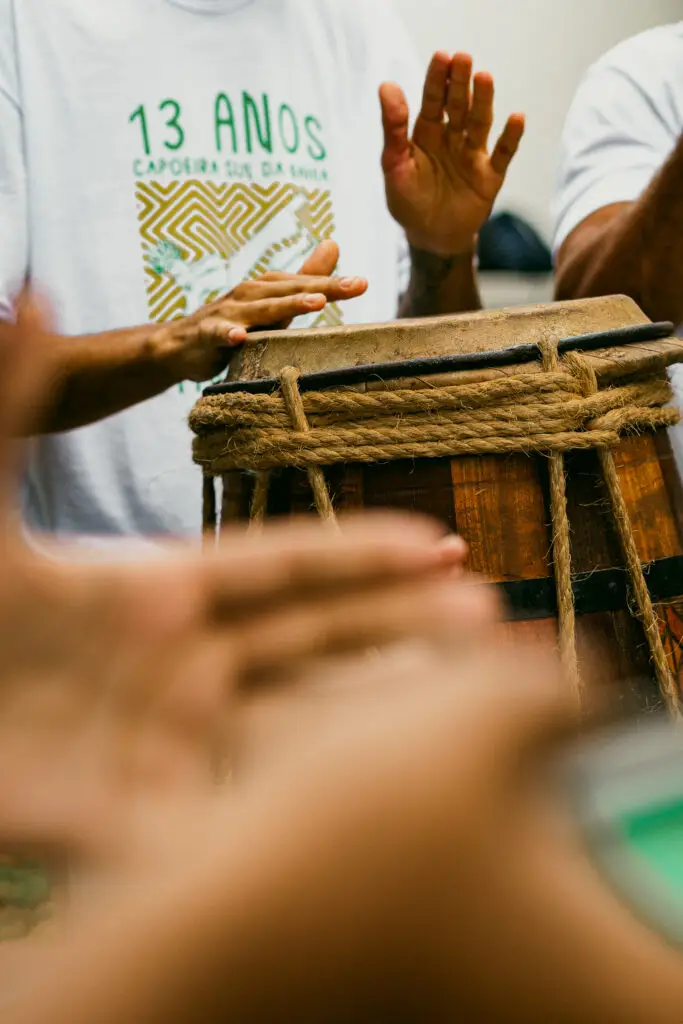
[191,296,683,711]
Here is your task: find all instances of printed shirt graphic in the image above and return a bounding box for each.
[5,0,415,540]
[137,180,342,329]
[128,87,349,394]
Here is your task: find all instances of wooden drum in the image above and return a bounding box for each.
[191,296,683,711]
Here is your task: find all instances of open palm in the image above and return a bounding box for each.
[381,52,525,257]
[0,302,471,868]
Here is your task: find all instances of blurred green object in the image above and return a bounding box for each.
[0,863,51,909]
[620,802,683,899]
[0,861,52,942]
[562,717,683,949]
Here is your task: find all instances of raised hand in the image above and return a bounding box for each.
[381,51,525,257]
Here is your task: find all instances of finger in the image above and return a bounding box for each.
[240,293,328,329]
[446,52,473,133]
[236,293,328,329]
[430,638,578,764]
[233,577,501,678]
[210,511,452,613]
[338,639,575,801]
[464,71,494,151]
[231,276,367,304]
[258,241,341,283]
[272,641,446,704]
[379,82,412,176]
[114,512,453,631]
[190,318,247,347]
[477,641,581,764]
[266,241,342,329]
[418,51,451,125]
[490,112,525,176]
[200,295,329,335]
[439,535,469,576]
[298,239,340,277]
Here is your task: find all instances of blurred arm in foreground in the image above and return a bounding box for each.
[10,630,683,1024]
[4,300,683,1022]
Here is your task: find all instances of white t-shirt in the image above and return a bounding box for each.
[553,22,683,473]
[0,0,421,541]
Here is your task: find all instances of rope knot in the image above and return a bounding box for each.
[564,351,599,397]
[192,335,683,715]
[538,333,561,373]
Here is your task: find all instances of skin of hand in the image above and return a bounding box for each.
[0,580,502,1017]
[205,641,683,1024]
[150,239,367,382]
[381,51,526,257]
[0,521,474,868]
[0,297,472,871]
[6,306,678,1021]
[12,636,683,1024]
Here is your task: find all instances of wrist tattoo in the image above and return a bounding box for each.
[399,245,477,319]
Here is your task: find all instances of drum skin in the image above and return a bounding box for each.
[218,297,683,707]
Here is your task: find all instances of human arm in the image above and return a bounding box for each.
[553,45,683,321]
[29,242,367,433]
[398,246,480,318]
[0,8,368,437]
[381,52,525,317]
[555,143,683,322]
[0,294,470,858]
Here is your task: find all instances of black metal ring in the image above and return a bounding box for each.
[204,321,674,397]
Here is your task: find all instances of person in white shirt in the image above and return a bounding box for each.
[553,22,683,472]
[1,0,524,543]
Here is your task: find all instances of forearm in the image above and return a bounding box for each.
[37,324,183,434]
[399,246,481,318]
[556,134,683,324]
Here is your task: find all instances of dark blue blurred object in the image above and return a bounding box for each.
[477,212,552,274]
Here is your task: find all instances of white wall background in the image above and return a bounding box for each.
[394,0,683,243]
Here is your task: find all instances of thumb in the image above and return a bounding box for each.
[273,239,341,330]
[380,82,412,176]
[298,239,339,277]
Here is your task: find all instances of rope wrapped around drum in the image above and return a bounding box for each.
[190,332,683,715]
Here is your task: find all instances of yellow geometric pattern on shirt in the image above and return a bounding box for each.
[135,180,342,326]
